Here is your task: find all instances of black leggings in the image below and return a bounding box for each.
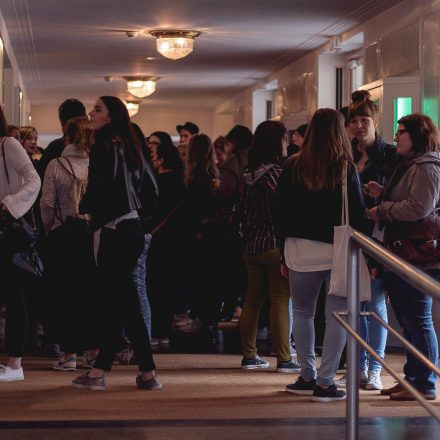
[94,220,156,372]
[5,265,37,358]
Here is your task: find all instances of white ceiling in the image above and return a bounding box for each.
[0,0,402,109]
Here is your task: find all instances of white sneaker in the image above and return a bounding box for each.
[0,365,24,382]
[334,370,368,389]
[366,370,383,390]
[334,374,346,388]
[360,369,368,386]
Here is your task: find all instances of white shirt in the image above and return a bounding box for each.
[284,237,333,272]
[0,136,40,219]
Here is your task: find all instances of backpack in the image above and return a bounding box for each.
[55,157,88,220]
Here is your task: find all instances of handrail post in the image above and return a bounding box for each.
[346,239,359,440]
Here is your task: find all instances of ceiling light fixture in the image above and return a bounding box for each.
[123,99,141,117]
[123,76,159,98]
[149,30,201,60]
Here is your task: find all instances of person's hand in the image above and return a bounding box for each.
[363,181,384,198]
[368,207,380,222]
[281,264,289,280]
[370,267,378,281]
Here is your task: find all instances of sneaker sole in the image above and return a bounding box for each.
[241,364,269,370]
[72,382,106,391]
[366,383,383,390]
[285,388,314,395]
[138,384,163,390]
[0,376,24,382]
[277,368,301,373]
[311,395,346,402]
[53,366,77,372]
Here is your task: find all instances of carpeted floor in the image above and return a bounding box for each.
[0,353,438,423]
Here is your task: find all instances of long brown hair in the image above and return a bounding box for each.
[290,108,353,190]
[184,133,218,187]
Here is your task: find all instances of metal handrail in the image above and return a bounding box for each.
[333,312,440,421]
[340,230,440,440]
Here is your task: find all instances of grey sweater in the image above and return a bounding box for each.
[376,151,440,269]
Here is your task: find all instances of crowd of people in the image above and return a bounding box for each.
[0,92,438,402]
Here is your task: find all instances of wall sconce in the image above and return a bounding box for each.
[123,76,159,98]
[329,35,342,53]
[149,30,201,60]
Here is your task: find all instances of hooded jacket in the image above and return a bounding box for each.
[239,163,280,255]
[376,151,440,222]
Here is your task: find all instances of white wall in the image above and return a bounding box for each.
[0,11,30,125]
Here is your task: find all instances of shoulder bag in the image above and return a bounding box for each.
[328,164,371,301]
[383,215,440,264]
[0,138,44,277]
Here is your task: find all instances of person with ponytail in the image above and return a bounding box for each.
[71,96,161,391]
[334,91,398,391]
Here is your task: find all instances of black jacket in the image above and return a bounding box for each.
[79,139,158,231]
[275,160,370,250]
[37,136,65,180]
[352,136,398,209]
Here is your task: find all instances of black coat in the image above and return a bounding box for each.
[352,136,398,209]
[79,139,158,231]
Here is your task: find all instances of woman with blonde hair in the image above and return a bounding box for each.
[19,126,41,163]
[275,108,369,402]
[40,116,98,371]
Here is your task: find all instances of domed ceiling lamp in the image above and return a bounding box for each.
[124,76,158,98]
[123,99,141,117]
[149,30,201,60]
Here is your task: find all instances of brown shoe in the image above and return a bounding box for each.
[390,390,436,401]
[380,383,403,396]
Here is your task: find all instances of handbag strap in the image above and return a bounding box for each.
[150,199,183,236]
[1,137,10,185]
[341,162,349,226]
[56,157,77,178]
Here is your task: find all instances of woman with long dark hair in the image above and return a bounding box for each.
[239,120,299,373]
[276,108,369,402]
[0,107,41,382]
[177,133,221,334]
[72,96,161,391]
[148,137,184,345]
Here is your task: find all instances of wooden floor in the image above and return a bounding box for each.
[0,353,439,439]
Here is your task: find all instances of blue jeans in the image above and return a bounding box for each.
[384,270,439,394]
[359,277,388,373]
[133,234,152,338]
[289,269,347,387]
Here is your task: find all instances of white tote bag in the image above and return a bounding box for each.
[328,165,371,301]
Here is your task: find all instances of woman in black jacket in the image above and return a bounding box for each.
[72,96,161,391]
[334,91,398,391]
[275,108,369,402]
